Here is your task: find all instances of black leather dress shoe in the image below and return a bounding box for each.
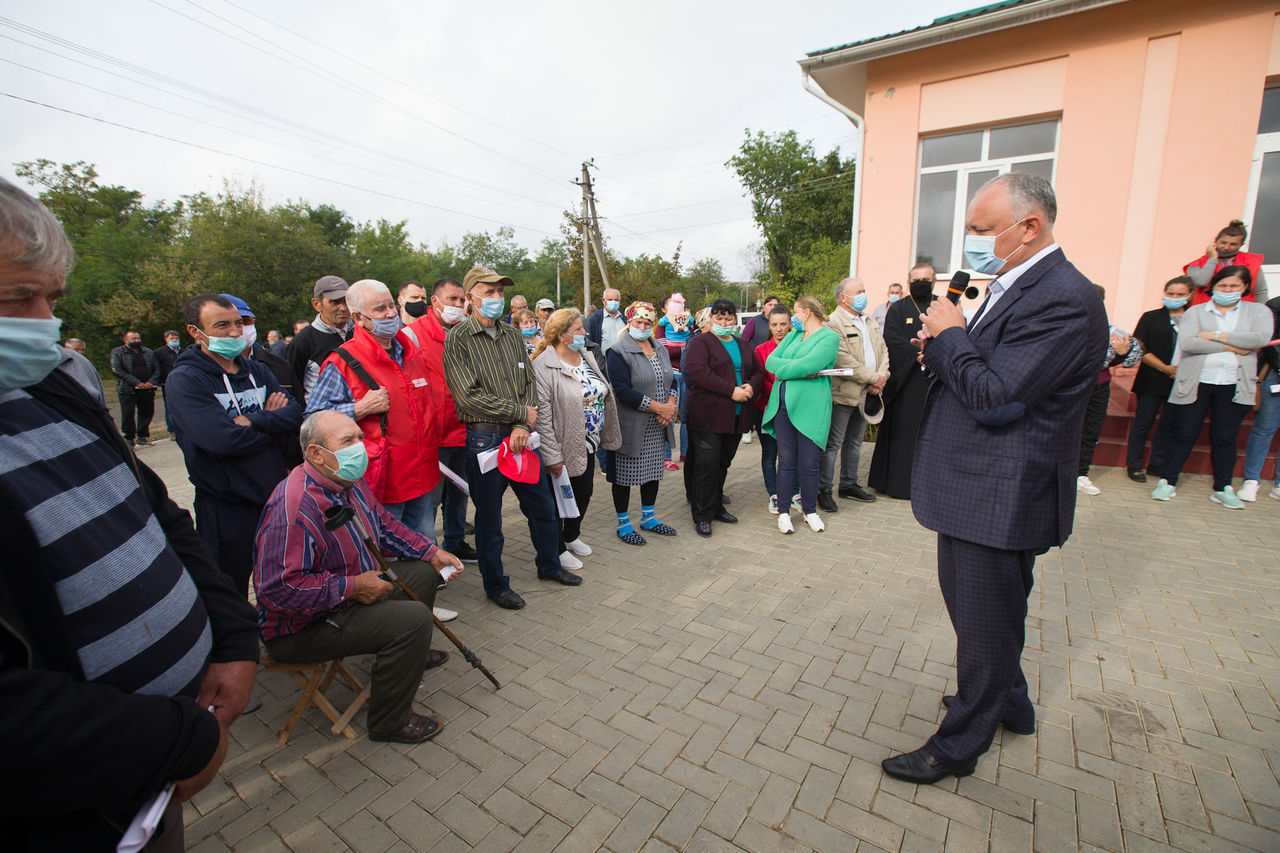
[540,567,582,586]
[1126,468,1147,483]
[941,695,1035,735]
[881,747,974,784]
[369,713,444,744]
[714,510,738,524]
[488,589,526,609]
[694,521,712,537]
[817,491,838,513]
[839,484,877,502]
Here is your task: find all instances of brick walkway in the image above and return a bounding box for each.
[142,437,1280,852]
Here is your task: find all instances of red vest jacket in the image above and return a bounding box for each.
[1183,251,1264,304]
[322,325,439,504]
[403,310,465,448]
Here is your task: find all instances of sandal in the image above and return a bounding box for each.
[640,520,677,536]
[618,530,647,546]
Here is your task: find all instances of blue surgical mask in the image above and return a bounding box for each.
[606,300,620,313]
[1212,290,1243,307]
[477,296,505,320]
[370,316,403,338]
[204,333,247,359]
[851,294,868,313]
[0,316,63,391]
[1162,296,1188,311]
[628,326,652,341]
[568,334,586,351]
[521,326,538,338]
[963,218,1026,275]
[887,294,900,303]
[791,315,803,332]
[318,441,368,482]
[711,323,735,338]
[167,340,180,350]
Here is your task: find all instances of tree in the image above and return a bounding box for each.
[681,257,726,304]
[726,130,854,294]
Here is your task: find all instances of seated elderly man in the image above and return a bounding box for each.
[252,410,463,744]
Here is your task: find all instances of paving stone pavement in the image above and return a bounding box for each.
[137,436,1280,852]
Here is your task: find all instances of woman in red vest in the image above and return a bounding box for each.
[1184,219,1267,304]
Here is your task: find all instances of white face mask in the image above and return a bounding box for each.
[241,324,257,349]
[439,305,466,326]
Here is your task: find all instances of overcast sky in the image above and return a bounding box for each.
[1,0,962,280]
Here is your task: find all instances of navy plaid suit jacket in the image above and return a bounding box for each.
[911,249,1108,551]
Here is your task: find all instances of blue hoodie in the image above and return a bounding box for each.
[165,346,303,505]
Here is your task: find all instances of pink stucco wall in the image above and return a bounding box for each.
[825,0,1278,329]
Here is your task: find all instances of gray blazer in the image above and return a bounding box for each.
[606,333,675,458]
[532,347,621,477]
[1170,301,1272,405]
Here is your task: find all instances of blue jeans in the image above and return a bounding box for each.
[1243,383,1280,484]
[464,429,562,596]
[774,388,822,514]
[384,491,433,542]
[424,445,469,550]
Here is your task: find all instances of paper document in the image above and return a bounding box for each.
[818,368,855,376]
[439,462,469,495]
[117,783,174,852]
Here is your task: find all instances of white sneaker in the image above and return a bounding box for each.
[804,512,825,532]
[432,606,458,623]
[1077,475,1101,495]
[1270,485,1280,500]
[742,431,753,444]
[566,537,593,556]
[791,496,802,511]
[777,514,794,534]
[1238,480,1259,502]
[559,550,584,570]
[768,494,778,514]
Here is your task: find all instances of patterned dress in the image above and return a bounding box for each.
[568,361,608,453]
[611,355,669,487]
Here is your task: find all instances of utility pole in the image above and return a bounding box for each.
[576,161,613,312]
[556,261,561,306]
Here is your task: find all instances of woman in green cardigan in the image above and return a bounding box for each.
[763,295,840,533]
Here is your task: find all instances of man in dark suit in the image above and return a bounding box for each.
[881,173,1108,784]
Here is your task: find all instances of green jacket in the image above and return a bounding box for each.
[762,326,840,447]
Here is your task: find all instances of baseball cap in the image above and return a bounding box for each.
[462,266,515,292]
[314,275,349,300]
[496,437,542,484]
[535,298,554,311]
[220,293,255,318]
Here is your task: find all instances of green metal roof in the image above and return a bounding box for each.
[805,0,1037,57]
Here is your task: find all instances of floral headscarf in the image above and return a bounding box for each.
[625,301,656,324]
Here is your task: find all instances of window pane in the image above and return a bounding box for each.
[921,131,983,167]
[1259,87,1280,134]
[916,171,957,274]
[1011,158,1054,182]
[989,120,1057,158]
[1249,151,1280,259]
[966,169,999,208]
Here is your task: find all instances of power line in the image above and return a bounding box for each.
[1,91,562,237]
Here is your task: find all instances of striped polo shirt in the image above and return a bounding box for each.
[0,388,211,697]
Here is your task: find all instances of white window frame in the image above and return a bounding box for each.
[1242,121,1280,286]
[912,119,1060,278]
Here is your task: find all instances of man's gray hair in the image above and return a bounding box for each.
[985,172,1057,225]
[346,279,391,316]
[299,410,334,453]
[833,276,860,302]
[0,177,76,272]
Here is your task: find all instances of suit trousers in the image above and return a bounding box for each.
[422,445,469,551]
[119,388,155,441]
[688,430,740,522]
[821,402,865,493]
[266,560,438,737]
[926,534,1037,768]
[1125,393,1175,474]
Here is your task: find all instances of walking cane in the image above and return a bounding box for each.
[322,504,501,690]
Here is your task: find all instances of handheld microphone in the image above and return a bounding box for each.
[946,271,971,304]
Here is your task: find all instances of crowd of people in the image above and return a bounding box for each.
[4,167,1279,846]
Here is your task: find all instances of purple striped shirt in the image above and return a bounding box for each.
[252,462,437,641]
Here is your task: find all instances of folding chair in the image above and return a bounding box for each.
[262,657,371,744]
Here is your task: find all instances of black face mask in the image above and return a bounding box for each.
[404,300,429,319]
[127,341,142,350]
[909,279,934,301]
